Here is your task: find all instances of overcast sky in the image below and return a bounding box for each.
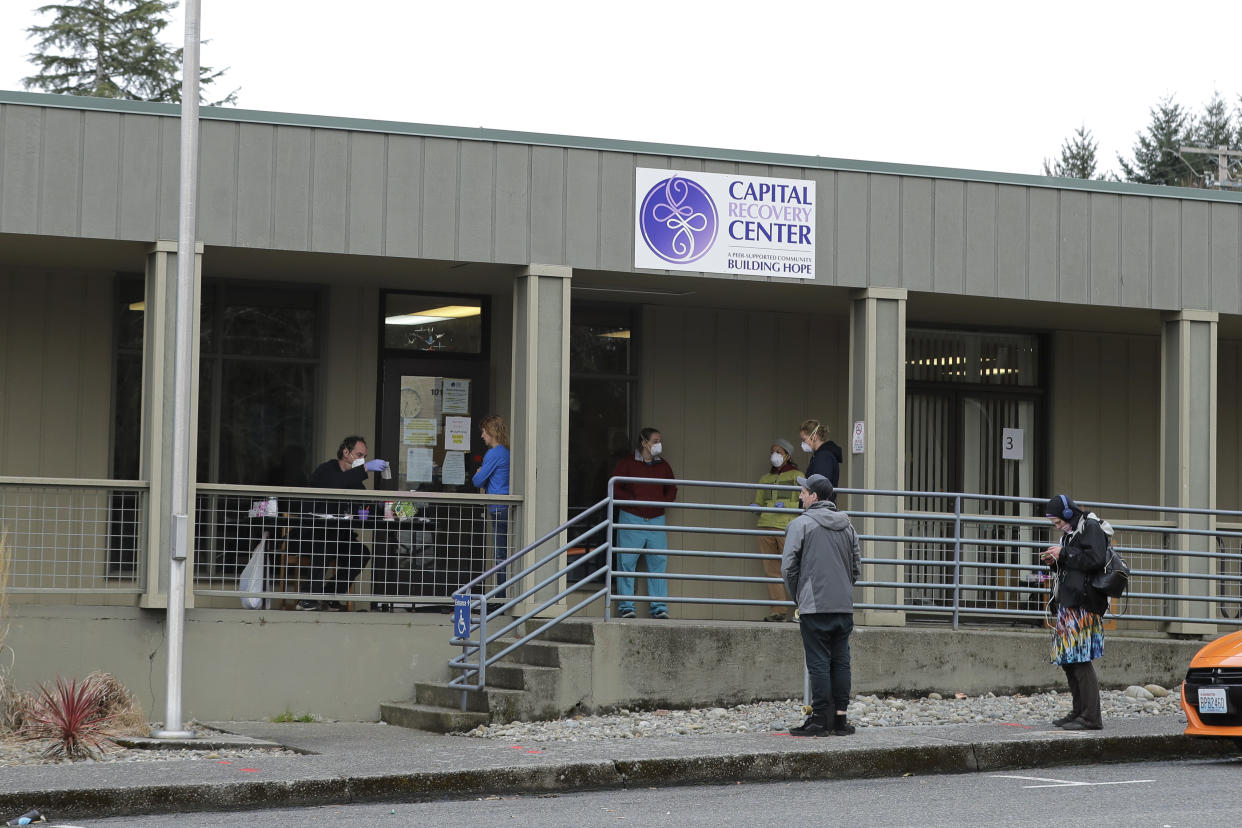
[0,0,1237,178]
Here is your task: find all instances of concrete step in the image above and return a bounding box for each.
[415,681,527,718]
[379,701,488,734]
[485,662,562,693]
[504,640,595,668]
[524,617,596,645]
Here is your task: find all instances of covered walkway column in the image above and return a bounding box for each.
[1161,309,1217,635]
[510,264,571,614]
[139,240,203,608]
[848,288,907,626]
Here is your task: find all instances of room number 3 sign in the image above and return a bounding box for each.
[1002,428,1024,461]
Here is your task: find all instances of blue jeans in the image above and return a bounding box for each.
[800,612,853,716]
[489,508,509,599]
[615,510,667,615]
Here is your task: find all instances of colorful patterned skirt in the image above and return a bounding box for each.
[1050,606,1104,665]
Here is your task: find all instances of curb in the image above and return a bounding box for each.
[0,734,1234,820]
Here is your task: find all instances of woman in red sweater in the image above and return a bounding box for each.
[612,427,678,619]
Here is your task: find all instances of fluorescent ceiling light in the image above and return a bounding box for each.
[598,329,631,339]
[128,301,145,311]
[385,304,481,326]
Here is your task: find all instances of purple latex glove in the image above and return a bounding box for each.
[364,459,389,473]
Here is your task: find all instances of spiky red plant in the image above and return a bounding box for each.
[19,675,118,759]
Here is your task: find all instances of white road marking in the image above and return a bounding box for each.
[991,774,1154,789]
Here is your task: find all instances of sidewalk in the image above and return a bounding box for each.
[0,716,1234,821]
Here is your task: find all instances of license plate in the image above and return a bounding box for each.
[1198,687,1228,714]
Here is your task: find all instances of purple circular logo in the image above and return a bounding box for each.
[639,176,718,264]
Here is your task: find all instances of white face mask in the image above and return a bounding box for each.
[800,441,813,454]
[649,441,663,457]
[770,452,784,467]
[351,457,365,468]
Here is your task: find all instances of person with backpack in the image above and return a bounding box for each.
[1041,494,1109,730]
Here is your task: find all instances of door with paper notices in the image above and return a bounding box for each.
[378,359,491,494]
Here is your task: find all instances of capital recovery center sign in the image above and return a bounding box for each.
[634,168,815,279]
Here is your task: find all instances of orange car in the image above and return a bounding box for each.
[1180,629,1242,751]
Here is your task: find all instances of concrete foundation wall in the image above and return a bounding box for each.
[2,606,456,722]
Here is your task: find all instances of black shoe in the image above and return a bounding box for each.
[831,714,856,736]
[323,600,346,612]
[789,716,830,737]
[651,609,669,619]
[1059,718,1102,731]
[618,608,637,619]
[1052,713,1079,727]
[294,600,320,611]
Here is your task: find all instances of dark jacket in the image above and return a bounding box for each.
[1051,514,1109,614]
[612,454,677,518]
[806,441,842,488]
[782,501,861,614]
[304,459,369,515]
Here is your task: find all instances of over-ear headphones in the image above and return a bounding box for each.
[1059,494,1073,520]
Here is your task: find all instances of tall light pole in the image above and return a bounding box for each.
[153,0,201,740]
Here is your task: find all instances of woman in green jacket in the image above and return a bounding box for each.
[754,438,801,621]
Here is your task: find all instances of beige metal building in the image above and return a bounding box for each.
[0,89,1239,719]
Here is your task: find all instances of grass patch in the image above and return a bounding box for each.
[271,710,317,723]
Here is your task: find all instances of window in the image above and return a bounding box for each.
[383,293,483,354]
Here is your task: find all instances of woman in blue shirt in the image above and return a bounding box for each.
[472,415,511,599]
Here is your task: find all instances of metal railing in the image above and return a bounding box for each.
[0,476,147,594]
[448,477,1242,697]
[193,484,520,609]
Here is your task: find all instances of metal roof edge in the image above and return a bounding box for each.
[4,89,1242,205]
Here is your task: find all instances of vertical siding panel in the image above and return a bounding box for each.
[1151,200,1180,309]
[869,175,900,286]
[384,134,422,258]
[493,143,530,264]
[900,176,933,291]
[836,172,868,287]
[1027,188,1058,297]
[78,273,112,477]
[805,168,834,285]
[714,309,749,617]
[1129,335,1160,506]
[1220,342,1241,508]
[80,112,121,238]
[0,106,41,234]
[1058,191,1089,304]
[39,108,81,236]
[5,272,45,475]
[1120,197,1151,309]
[457,140,495,263]
[598,152,633,272]
[41,271,81,472]
[346,131,385,255]
[118,115,161,240]
[996,185,1027,298]
[157,117,179,240]
[964,182,996,296]
[235,123,275,248]
[1211,204,1239,314]
[195,119,237,245]
[310,129,349,253]
[1097,336,1130,502]
[1089,193,1120,306]
[530,146,566,265]
[272,126,312,251]
[1180,201,1211,308]
[0,273,9,466]
[932,179,965,293]
[564,149,600,268]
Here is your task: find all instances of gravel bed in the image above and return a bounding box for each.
[0,726,299,767]
[466,686,1185,742]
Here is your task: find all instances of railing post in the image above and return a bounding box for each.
[604,479,615,621]
[952,495,962,631]
[478,595,488,690]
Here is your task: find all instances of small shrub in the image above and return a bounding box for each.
[19,675,119,759]
[271,710,317,723]
[84,671,147,735]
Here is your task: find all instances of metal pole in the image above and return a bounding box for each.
[951,495,962,632]
[153,0,201,740]
[604,479,615,620]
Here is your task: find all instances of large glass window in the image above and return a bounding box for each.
[568,306,638,512]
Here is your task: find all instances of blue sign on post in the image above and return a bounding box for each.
[452,594,471,639]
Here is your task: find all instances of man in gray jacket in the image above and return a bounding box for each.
[782,473,862,736]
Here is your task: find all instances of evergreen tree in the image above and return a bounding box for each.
[1117,97,1198,187]
[1043,125,1100,179]
[23,1,237,105]
[1188,92,1238,185]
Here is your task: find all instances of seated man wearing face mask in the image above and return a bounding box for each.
[611,427,678,619]
[293,435,389,611]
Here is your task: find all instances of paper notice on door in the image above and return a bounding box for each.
[442,378,470,414]
[445,416,471,451]
[441,450,466,485]
[406,447,434,482]
[402,417,437,447]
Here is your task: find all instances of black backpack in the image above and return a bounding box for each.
[1086,515,1131,599]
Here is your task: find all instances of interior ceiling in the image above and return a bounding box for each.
[3,232,1240,338]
